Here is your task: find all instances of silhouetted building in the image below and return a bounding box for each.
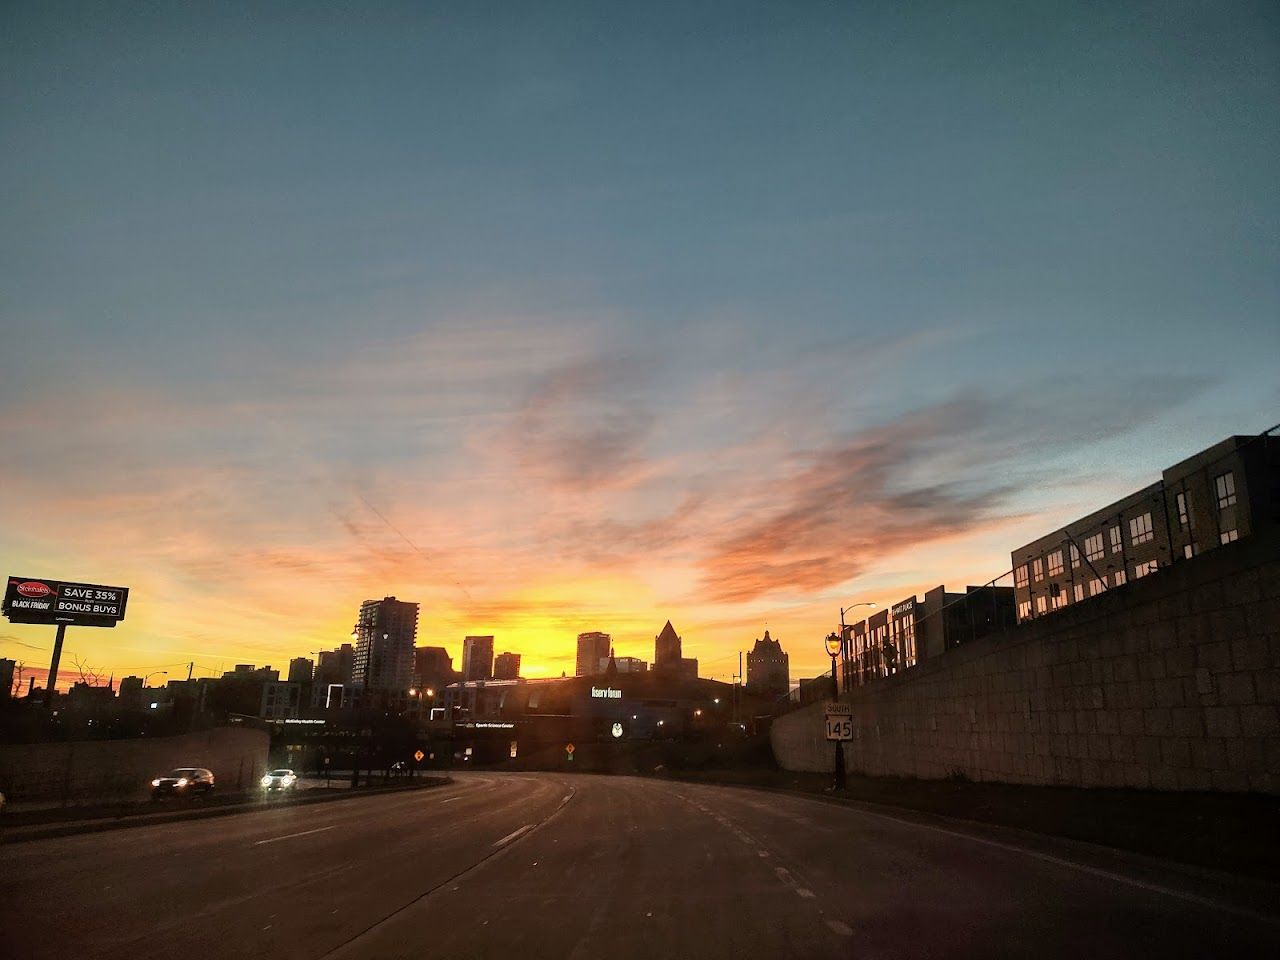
[746,630,789,699]
[222,664,280,682]
[494,652,522,680]
[575,632,612,676]
[597,655,647,674]
[288,657,314,684]
[352,597,418,693]
[1011,433,1280,623]
[462,635,495,681]
[654,620,681,671]
[260,681,303,719]
[118,675,144,710]
[413,645,456,692]
[67,680,114,712]
[0,657,13,699]
[313,643,355,708]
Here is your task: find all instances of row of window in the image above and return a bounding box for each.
[1017,558,1166,619]
[1016,470,1241,588]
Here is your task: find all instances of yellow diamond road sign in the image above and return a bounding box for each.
[565,742,575,754]
[413,750,424,762]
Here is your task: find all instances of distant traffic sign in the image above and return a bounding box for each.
[413,750,425,762]
[565,743,575,755]
[3,576,129,628]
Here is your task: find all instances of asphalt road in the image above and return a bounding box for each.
[2,772,1277,959]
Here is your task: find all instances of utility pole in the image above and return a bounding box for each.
[186,661,194,681]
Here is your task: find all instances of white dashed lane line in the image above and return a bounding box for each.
[254,826,336,846]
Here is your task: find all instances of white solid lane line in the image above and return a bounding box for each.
[254,825,336,846]
[441,797,460,804]
[492,825,533,848]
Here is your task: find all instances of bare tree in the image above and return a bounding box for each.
[10,660,24,698]
[71,655,105,687]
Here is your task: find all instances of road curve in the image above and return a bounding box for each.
[2,772,1276,959]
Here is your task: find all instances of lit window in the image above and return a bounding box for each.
[1069,543,1080,569]
[1047,551,1064,576]
[1215,472,1236,509]
[1183,543,1195,559]
[1110,526,1123,553]
[1176,492,1190,529]
[1017,600,1032,620]
[1014,565,1029,588]
[1050,583,1066,609]
[1133,560,1158,579]
[1032,558,1044,582]
[1129,513,1154,546]
[1220,528,1239,544]
[1088,578,1105,597]
[1073,583,1084,602]
[1035,595,1047,614]
[1113,569,1127,586]
[1084,533,1105,561]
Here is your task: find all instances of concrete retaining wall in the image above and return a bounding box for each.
[0,726,270,804]
[772,531,1280,794]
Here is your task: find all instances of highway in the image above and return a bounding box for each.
[2,772,1277,959]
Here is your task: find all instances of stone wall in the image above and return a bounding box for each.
[772,531,1280,794]
[0,726,270,804]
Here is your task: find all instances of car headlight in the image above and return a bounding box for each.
[261,776,273,786]
[176,778,188,787]
[151,779,161,787]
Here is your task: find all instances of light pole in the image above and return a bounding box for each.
[824,632,846,790]
[838,602,876,691]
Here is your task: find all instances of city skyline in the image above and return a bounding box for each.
[3,4,1279,687]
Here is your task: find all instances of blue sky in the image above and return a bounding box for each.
[2,1,1277,683]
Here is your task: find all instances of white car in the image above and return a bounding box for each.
[260,769,298,793]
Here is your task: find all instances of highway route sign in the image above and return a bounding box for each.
[825,702,853,742]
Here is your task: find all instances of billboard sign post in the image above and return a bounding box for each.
[3,576,130,706]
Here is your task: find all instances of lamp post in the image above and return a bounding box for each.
[838,602,876,692]
[824,632,846,790]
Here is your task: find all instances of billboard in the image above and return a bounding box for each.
[3,576,130,628]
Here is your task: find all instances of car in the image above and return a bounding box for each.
[260,769,298,792]
[150,767,214,800]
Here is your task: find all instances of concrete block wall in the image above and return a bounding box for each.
[0,726,270,804]
[772,531,1280,794]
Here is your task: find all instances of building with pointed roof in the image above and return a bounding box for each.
[746,630,789,699]
[654,620,698,680]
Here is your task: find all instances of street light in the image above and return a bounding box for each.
[838,601,876,692]
[824,632,846,790]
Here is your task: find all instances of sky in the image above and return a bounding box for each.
[2,1,1278,690]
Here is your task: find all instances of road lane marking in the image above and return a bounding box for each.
[492,824,533,848]
[254,825,335,846]
[826,920,853,936]
[441,797,460,804]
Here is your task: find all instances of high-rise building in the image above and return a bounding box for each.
[597,655,647,674]
[575,632,612,676]
[462,635,495,681]
[746,630,789,699]
[413,646,455,691]
[654,621,698,678]
[352,597,419,693]
[494,652,522,680]
[654,621,681,672]
[315,644,355,686]
[288,657,314,684]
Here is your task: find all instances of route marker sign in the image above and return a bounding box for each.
[824,702,853,742]
[413,750,424,762]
